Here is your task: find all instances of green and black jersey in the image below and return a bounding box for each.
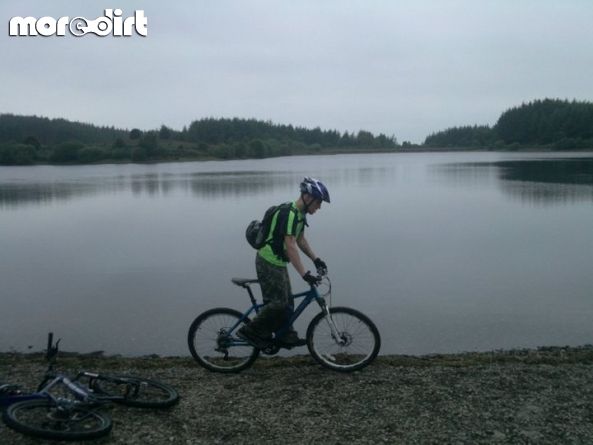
[258,201,307,267]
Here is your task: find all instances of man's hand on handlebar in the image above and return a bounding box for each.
[314,258,327,276]
[303,271,322,286]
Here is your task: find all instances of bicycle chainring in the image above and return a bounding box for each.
[261,344,280,355]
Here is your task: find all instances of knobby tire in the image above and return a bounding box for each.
[307,306,381,372]
[91,375,179,408]
[188,307,259,373]
[2,399,112,441]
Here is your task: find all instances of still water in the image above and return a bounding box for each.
[1,152,592,356]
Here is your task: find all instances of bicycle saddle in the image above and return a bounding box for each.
[231,278,259,287]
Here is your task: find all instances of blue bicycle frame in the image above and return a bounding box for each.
[228,281,329,346]
[0,375,91,408]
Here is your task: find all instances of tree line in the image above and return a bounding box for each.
[0,114,398,165]
[2,98,592,165]
[423,99,593,150]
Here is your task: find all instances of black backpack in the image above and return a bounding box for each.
[245,203,289,250]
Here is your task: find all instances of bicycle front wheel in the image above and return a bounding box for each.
[2,399,112,441]
[187,307,259,373]
[91,375,179,408]
[307,306,381,372]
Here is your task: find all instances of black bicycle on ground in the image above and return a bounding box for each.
[0,333,179,441]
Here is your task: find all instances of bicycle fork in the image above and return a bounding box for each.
[317,298,345,346]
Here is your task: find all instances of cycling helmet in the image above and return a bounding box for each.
[299,177,330,203]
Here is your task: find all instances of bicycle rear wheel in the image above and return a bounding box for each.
[91,375,179,408]
[187,307,259,373]
[307,306,381,372]
[2,399,112,441]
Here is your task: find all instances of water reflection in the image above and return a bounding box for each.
[183,171,297,199]
[2,155,592,208]
[500,158,593,185]
[0,164,397,209]
[435,156,593,204]
[0,171,296,208]
[0,182,108,208]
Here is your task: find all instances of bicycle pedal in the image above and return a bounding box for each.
[277,339,307,348]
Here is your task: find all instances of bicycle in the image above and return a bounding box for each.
[187,273,381,373]
[0,333,179,441]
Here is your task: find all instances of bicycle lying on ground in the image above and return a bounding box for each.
[187,273,381,373]
[0,333,179,441]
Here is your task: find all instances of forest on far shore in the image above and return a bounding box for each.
[0,116,397,165]
[424,99,593,150]
[1,98,592,165]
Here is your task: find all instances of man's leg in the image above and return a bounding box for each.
[255,255,305,347]
[237,255,292,348]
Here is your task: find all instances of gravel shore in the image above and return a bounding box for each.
[2,346,593,444]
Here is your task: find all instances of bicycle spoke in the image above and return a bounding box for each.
[4,400,112,440]
[188,308,259,372]
[308,307,380,371]
[90,376,178,408]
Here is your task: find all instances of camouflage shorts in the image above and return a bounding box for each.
[255,253,294,311]
[248,254,295,335]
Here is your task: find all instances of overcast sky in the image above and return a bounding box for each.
[2,1,592,143]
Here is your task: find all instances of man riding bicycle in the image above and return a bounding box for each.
[237,177,330,349]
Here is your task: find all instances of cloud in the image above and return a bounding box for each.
[1,0,592,142]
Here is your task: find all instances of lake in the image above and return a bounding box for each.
[1,151,592,356]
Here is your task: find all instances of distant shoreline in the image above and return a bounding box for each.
[2,147,592,168]
[4,100,593,166]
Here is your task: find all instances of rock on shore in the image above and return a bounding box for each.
[2,346,593,444]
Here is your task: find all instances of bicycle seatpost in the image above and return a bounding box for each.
[46,332,53,360]
[46,332,61,369]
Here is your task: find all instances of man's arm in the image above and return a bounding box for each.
[285,235,308,277]
[296,234,317,262]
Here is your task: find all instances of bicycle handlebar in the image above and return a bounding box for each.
[316,267,328,277]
